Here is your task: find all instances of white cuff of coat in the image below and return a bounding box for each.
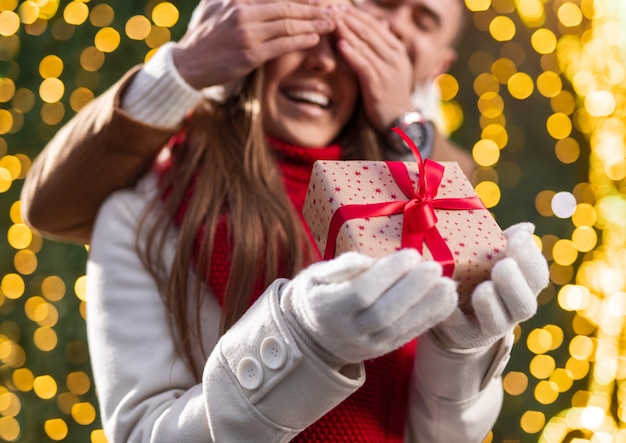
[120,42,204,128]
[205,279,364,433]
[415,330,513,401]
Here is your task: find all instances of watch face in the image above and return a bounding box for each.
[403,121,434,156]
[389,115,434,157]
[406,121,426,147]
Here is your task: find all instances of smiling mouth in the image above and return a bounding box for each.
[282,89,331,109]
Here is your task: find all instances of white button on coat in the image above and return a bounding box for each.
[260,336,287,370]
[236,357,264,390]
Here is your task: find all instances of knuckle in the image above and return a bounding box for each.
[228,5,246,26]
[234,27,255,48]
[240,48,258,66]
[281,2,296,17]
[283,19,296,36]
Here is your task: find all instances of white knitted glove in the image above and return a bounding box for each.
[280,249,458,365]
[433,222,549,350]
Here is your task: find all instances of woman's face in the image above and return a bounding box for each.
[262,4,358,147]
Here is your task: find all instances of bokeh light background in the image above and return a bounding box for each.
[0,0,624,442]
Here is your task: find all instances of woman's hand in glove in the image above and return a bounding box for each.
[433,222,550,350]
[279,249,458,366]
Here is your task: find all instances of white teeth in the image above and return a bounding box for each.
[285,89,330,108]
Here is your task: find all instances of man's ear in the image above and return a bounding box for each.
[430,48,458,79]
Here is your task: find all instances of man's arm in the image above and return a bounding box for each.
[21,1,336,245]
[20,68,179,244]
[430,130,475,179]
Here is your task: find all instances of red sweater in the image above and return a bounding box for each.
[163,137,416,442]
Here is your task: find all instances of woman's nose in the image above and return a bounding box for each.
[303,36,338,73]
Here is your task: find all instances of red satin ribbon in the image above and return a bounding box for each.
[323,128,485,277]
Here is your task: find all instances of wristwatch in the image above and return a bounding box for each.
[387,110,435,159]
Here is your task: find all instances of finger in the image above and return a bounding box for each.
[333,11,406,85]
[342,249,424,310]
[238,12,335,62]
[252,16,336,43]
[354,261,446,332]
[335,6,404,62]
[504,230,549,294]
[250,33,324,66]
[247,1,332,23]
[471,280,513,337]
[334,23,382,85]
[308,251,375,285]
[490,258,539,323]
[503,222,535,238]
[370,278,458,347]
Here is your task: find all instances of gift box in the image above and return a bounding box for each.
[302,133,507,310]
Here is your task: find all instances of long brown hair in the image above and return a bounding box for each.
[138,68,383,380]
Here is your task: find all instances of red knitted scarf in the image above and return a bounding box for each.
[159,135,416,442]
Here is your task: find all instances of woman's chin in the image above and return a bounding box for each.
[269,128,337,148]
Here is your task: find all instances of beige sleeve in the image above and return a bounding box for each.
[20,67,178,244]
[430,131,476,181]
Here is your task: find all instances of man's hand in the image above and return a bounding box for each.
[333,4,415,131]
[174,0,335,90]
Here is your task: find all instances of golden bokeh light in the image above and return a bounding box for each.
[1,273,24,300]
[151,2,179,28]
[554,137,580,164]
[12,368,34,392]
[90,3,114,27]
[63,1,89,26]
[18,1,40,25]
[557,2,583,28]
[33,375,58,400]
[507,71,534,99]
[473,138,501,167]
[491,57,517,83]
[489,15,516,42]
[530,354,557,380]
[503,371,529,396]
[474,180,501,208]
[516,0,544,26]
[0,10,20,36]
[45,418,68,441]
[465,0,491,12]
[531,28,557,55]
[0,416,20,441]
[94,27,120,53]
[435,73,459,101]
[79,46,105,72]
[71,402,97,425]
[39,77,65,103]
[41,275,66,302]
[0,110,14,136]
[535,380,560,405]
[481,123,508,148]
[41,102,65,125]
[125,15,151,41]
[521,410,546,434]
[478,91,505,118]
[0,78,15,102]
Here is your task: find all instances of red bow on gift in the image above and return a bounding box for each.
[323,128,485,277]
